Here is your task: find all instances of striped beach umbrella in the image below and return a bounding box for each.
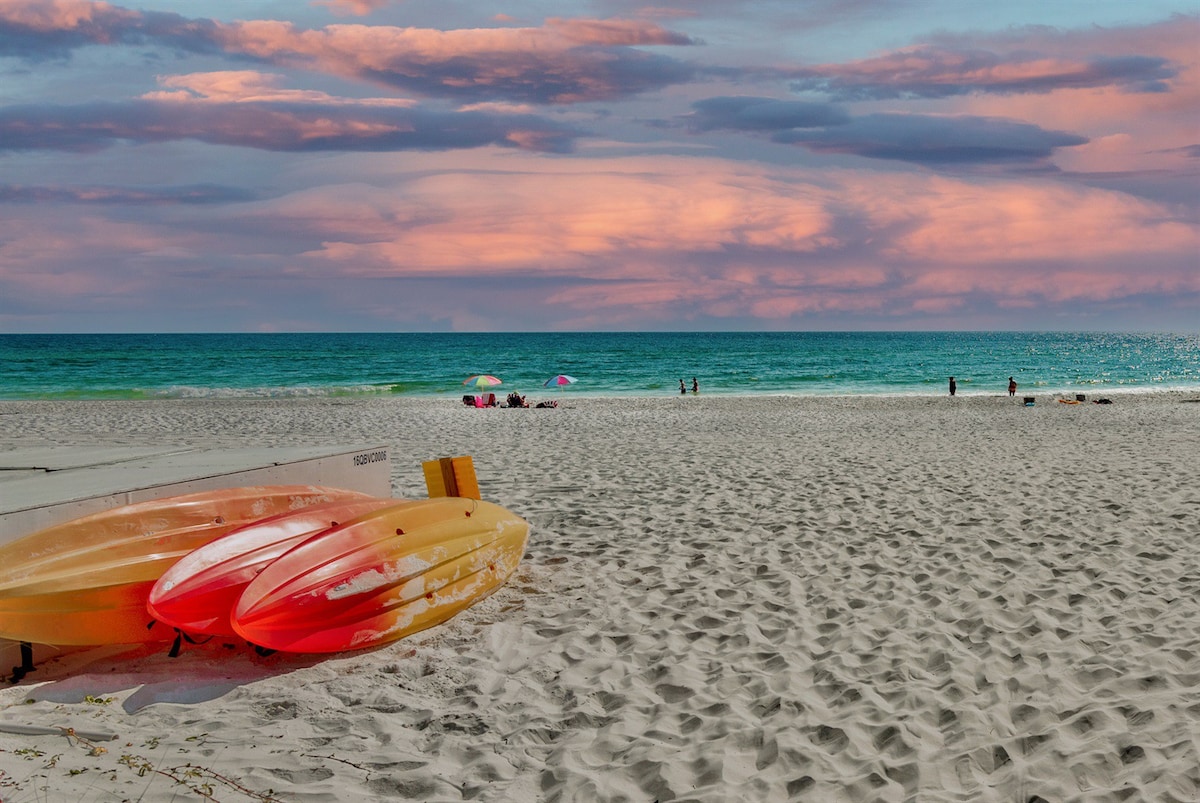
[463,375,503,389]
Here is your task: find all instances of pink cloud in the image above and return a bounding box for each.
[0,0,137,31]
[543,17,694,46]
[875,17,1200,173]
[287,161,834,275]
[0,90,577,153]
[808,266,889,288]
[956,45,1198,174]
[535,261,893,322]
[0,2,698,103]
[793,46,1173,98]
[907,264,1200,306]
[881,177,1199,263]
[792,16,1196,100]
[0,209,213,305]
[5,153,1196,328]
[312,0,390,17]
[143,71,416,106]
[549,280,711,309]
[206,16,697,103]
[747,292,887,319]
[263,156,1198,319]
[910,296,965,314]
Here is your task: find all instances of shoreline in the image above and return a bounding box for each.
[4,383,1200,403]
[3,384,1199,404]
[1,393,1197,801]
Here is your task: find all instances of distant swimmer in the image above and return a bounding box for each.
[949,376,957,396]
[679,378,687,395]
[691,377,699,394]
[1008,376,1017,396]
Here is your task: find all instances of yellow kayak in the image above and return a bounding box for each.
[0,485,377,646]
[232,497,529,653]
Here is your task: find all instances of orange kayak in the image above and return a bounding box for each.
[232,497,529,653]
[0,486,377,646]
[147,497,399,638]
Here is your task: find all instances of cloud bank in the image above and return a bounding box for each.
[0,1,1195,331]
[0,3,699,103]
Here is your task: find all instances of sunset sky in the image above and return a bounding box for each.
[1,0,1197,332]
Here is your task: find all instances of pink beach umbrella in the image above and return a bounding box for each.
[544,374,577,390]
[463,374,503,390]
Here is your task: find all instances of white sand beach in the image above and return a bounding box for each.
[1,393,1198,802]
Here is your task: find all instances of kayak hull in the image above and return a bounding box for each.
[232,497,529,653]
[0,486,377,646]
[147,498,399,638]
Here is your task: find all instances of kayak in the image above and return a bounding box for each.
[232,497,529,653]
[147,497,400,638]
[0,486,377,646]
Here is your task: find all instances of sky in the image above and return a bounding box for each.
[0,0,1197,333]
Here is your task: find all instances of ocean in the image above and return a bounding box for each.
[1,332,1197,401]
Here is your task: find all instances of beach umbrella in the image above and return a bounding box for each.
[463,375,502,389]
[544,374,577,389]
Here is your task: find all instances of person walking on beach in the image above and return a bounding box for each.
[1008,376,1017,396]
[949,376,956,396]
[691,377,699,394]
[679,379,687,395]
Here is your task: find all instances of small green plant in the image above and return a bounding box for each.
[119,753,154,776]
[14,729,284,801]
[83,695,115,706]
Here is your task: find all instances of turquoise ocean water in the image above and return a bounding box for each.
[0,332,1197,401]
